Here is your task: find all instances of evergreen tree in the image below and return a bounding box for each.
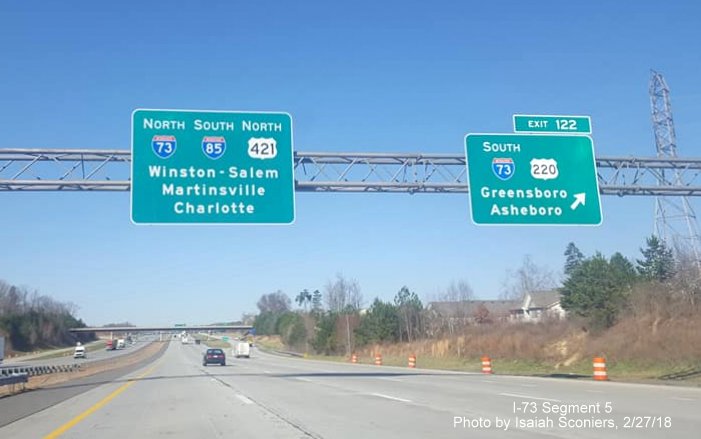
[354,298,400,345]
[560,253,633,329]
[311,289,323,313]
[564,242,585,275]
[636,235,676,282]
[610,252,638,284]
[295,289,312,311]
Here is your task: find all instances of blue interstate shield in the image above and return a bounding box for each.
[151,135,177,159]
[202,136,227,160]
[492,158,515,181]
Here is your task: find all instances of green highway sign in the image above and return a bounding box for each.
[131,109,295,224]
[222,336,229,342]
[465,134,602,226]
[513,114,592,134]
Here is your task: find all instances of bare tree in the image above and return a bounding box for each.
[427,279,475,336]
[444,280,474,302]
[324,274,363,355]
[256,290,291,314]
[324,273,362,312]
[240,313,256,325]
[500,255,557,300]
[670,248,701,307]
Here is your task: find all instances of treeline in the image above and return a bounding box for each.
[253,275,427,355]
[561,235,699,330]
[0,279,93,352]
[253,235,701,355]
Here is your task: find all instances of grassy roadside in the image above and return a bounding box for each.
[192,334,231,349]
[265,341,701,386]
[8,340,107,362]
[253,336,285,351]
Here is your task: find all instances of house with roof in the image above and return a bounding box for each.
[509,290,565,322]
[425,299,521,334]
[426,290,565,333]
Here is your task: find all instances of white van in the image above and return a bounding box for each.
[73,345,86,359]
[234,341,251,358]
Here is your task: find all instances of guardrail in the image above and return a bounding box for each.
[0,373,28,387]
[0,363,81,383]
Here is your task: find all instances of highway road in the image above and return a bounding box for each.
[2,336,157,368]
[1,341,699,438]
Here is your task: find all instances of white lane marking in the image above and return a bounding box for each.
[482,380,496,383]
[499,392,561,402]
[296,377,313,382]
[371,393,412,403]
[381,378,403,382]
[263,370,272,374]
[670,397,695,401]
[236,394,254,405]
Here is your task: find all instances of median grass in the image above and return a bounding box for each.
[192,335,231,349]
[11,340,107,361]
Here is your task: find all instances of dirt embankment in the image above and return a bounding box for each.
[1,341,168,397]
[349,315,701,381]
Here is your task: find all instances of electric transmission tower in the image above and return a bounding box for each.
[650,70,701,267]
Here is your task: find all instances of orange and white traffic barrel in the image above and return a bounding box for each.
[351,353,358,364]
[593,357,608,381]
[374,353,383,366]
[481,356,493,374]
[408,354,416,368]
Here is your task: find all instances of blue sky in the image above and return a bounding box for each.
[1,1,700,325]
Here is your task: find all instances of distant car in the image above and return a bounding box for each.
[202,348,226,366]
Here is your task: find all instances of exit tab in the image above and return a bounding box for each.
[513,114,592,134]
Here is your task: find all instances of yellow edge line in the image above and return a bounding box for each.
[43,360,162,439]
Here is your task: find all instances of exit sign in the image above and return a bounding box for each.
[465,133,602,226]
[513,114,592,134]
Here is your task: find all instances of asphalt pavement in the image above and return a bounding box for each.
[1,341,699,438]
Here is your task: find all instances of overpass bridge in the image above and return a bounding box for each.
[68,325,253,333]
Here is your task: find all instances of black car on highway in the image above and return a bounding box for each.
[202,348,226,366]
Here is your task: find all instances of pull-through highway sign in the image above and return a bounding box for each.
[465,133,602,226]
[131,109,295,224]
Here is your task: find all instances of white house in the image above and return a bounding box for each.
[509,290,565,322]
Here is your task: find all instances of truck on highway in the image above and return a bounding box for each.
[116,339,126,349]
[234,340,251,358]
[73,343,86,359]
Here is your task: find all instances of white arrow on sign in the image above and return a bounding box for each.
[570,193,586,210]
